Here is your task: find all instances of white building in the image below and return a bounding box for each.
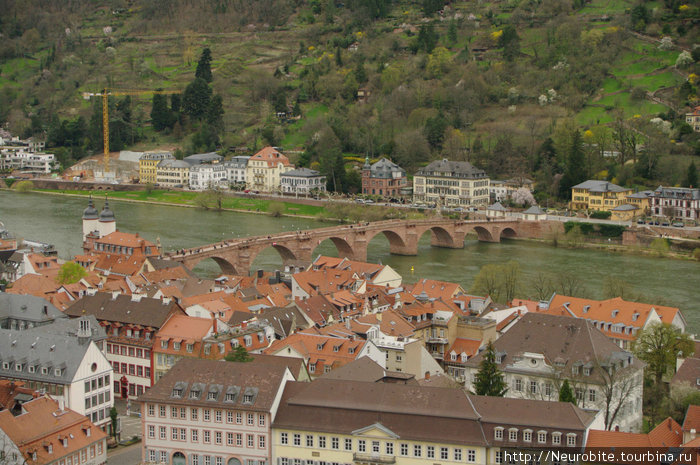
[0,150,57,173]
[463,313,645,432]
[280,168,326,195]
[413,159,490,207]
[190,163,228,191]
[651,186,700,221]
[0,316,114,430]
[225,156,250,187]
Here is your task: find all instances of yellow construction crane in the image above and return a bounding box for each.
[82,88,182,173]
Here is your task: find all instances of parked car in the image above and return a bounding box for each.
[637,219,645,225]
[672,222,684,228]
[661,222,670,227]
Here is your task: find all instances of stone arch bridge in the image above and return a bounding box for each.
[167,218,548,275]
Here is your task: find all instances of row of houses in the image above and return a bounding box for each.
[138,147,327,195]
[0,134,57,174]
[570,180,700,221]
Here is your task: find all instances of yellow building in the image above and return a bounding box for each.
[245,146,294,193]
[155,159,190,187]
[272,378,597,465]
[570,180,633,211]
[625,190,653,216]
[139,152,174,184]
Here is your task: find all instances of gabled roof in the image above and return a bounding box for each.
[265,332,365,373]
[446,338,482,359]
[586,417,682,449]
[671,357,700,388]
[522,205,545,215]
[0,294,64,324]
[249,146,291,167]
[292,268,360,296]
[683,405,700,432]
[65,292,183,328]
[367,158,406,179]
[409,278,464,300]
[464,313,644,382]
[137,357,290,412]
[95,231,157,249]
[0,396,107,465]
[487,202,507,211]
[320,356,416,384]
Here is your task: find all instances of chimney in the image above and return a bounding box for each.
[111,291,119,300]
[257,269,263,279]
[59,399,65,412]
[212,315,218,334]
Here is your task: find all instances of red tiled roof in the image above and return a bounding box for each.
[684,405,700,432]
[250,146,291,167]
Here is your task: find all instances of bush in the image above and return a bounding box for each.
[692,248,700,260]
[597,224,626,237]
[590,210,612,219]
[13,180,34,192]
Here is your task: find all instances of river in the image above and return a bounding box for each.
[1,191,698,333]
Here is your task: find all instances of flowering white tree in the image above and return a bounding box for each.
[659,36,673,50]
[676,51,693,68]
[512,187,536,206]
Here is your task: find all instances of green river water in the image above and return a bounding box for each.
[1,191,698,333]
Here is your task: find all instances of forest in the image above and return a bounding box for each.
[0,0,698,199]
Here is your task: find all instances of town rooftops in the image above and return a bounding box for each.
[464,313,643,381]
[0,380,40,411]
[281,168,323,178]
[652,186,700,199]
[470,394,595,430]
[320,356,416,384]
[683,405,700,433]
[224,156,251,168]
[157,159,191,169]
[611,203,637,211]
[140,152,174,161]
[522,205,545,215]
[250,146,291,167]
[64,292,183,328]
[367,157,406,179]
[184,152,223,165]
[416,159,488,179]
[586,417,682,449]
[94,231,157,250]
[137,357,291,412]
[672,357,700,388]
[0,396,108,465]
[627,190,654,199]
[572,180,629,193]
[0,294,64,326]
[487,202,507,211]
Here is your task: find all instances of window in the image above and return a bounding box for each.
[236,434,243,447]
[467,449,475,463]
[204,409,210,421]
[440,448,449,460]
[236,412,242,424]
[358,440,366,453]
[426,446,434,459]
[319,436,326,448]
[193,456,199,465]
[567,434,576,447]
[372,441,380,454]
[538,431,547,443]
[529,381,537,394]
[172,427,178,440]
[514,378,522,392]
[215,431,222,445]
[400,444,408,456]
[171,406,177,418]
[191,408,198,421]
[160,451,167,463]
[496,451,503,464]
[192,429,198,442]
[180,429,186,441]
[149,450,156,463]
[509,429,518,441]
[545,383,552,397]
[345,439,353,451]
[552,433,561,445]
[159,427,166,440]
[259,436,266,449]
[494,428,504,440]
[589,389,597,402]
[413,445,422,457]
[247,434,254,448]
[259,414,265,426]
[306,435,314,448]
[215,410,222,422]
[524,430,532,442]
[331,437,339,450]
[293,434,301,446]
[159,405,166,417]
[227,411,233,423]
[281,433,288,445]
[204,430,210,444]
[575,388,584,402]
[148,425,155,439]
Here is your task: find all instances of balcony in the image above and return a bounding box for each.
[427,336,448,344]
[353,453,396,464]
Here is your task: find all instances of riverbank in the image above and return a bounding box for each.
[1,187,325,219]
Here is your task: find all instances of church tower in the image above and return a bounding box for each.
[82,196,99,240]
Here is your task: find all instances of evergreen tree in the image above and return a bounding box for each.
[195,47,213,83]
[225,345,254,362]
[424,115,448,150]
[499,25,520,62]
[354,61,367,84]
[207,94,225,134]
[559,129,586,198]
[151,93,172,131]
[685,161,697,188]
[447,20,458,45]
[171,94,181,113]
[182,78,212,121]
[473,342,508,397]
[559,379,576,404]
[422,0,444,16]
[335,45,343,67]
[272,88,287,113]
[417,25,438,53]
[320,146,348,193]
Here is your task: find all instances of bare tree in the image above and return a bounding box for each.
[597,357,640,430]
[530,271,555,301]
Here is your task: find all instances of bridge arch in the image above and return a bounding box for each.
[249,243,300,271]
[312,236,356,260]
[190,256,239,276]
[417,225,459,248]
[472,226,495,242]
[499,227,517,240]
[366,229,414,255]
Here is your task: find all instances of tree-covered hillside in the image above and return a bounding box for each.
[0,0,698,198]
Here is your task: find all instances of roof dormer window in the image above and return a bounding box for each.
[611,309,619,318]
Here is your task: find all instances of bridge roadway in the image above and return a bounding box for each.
[166,218,549,275]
